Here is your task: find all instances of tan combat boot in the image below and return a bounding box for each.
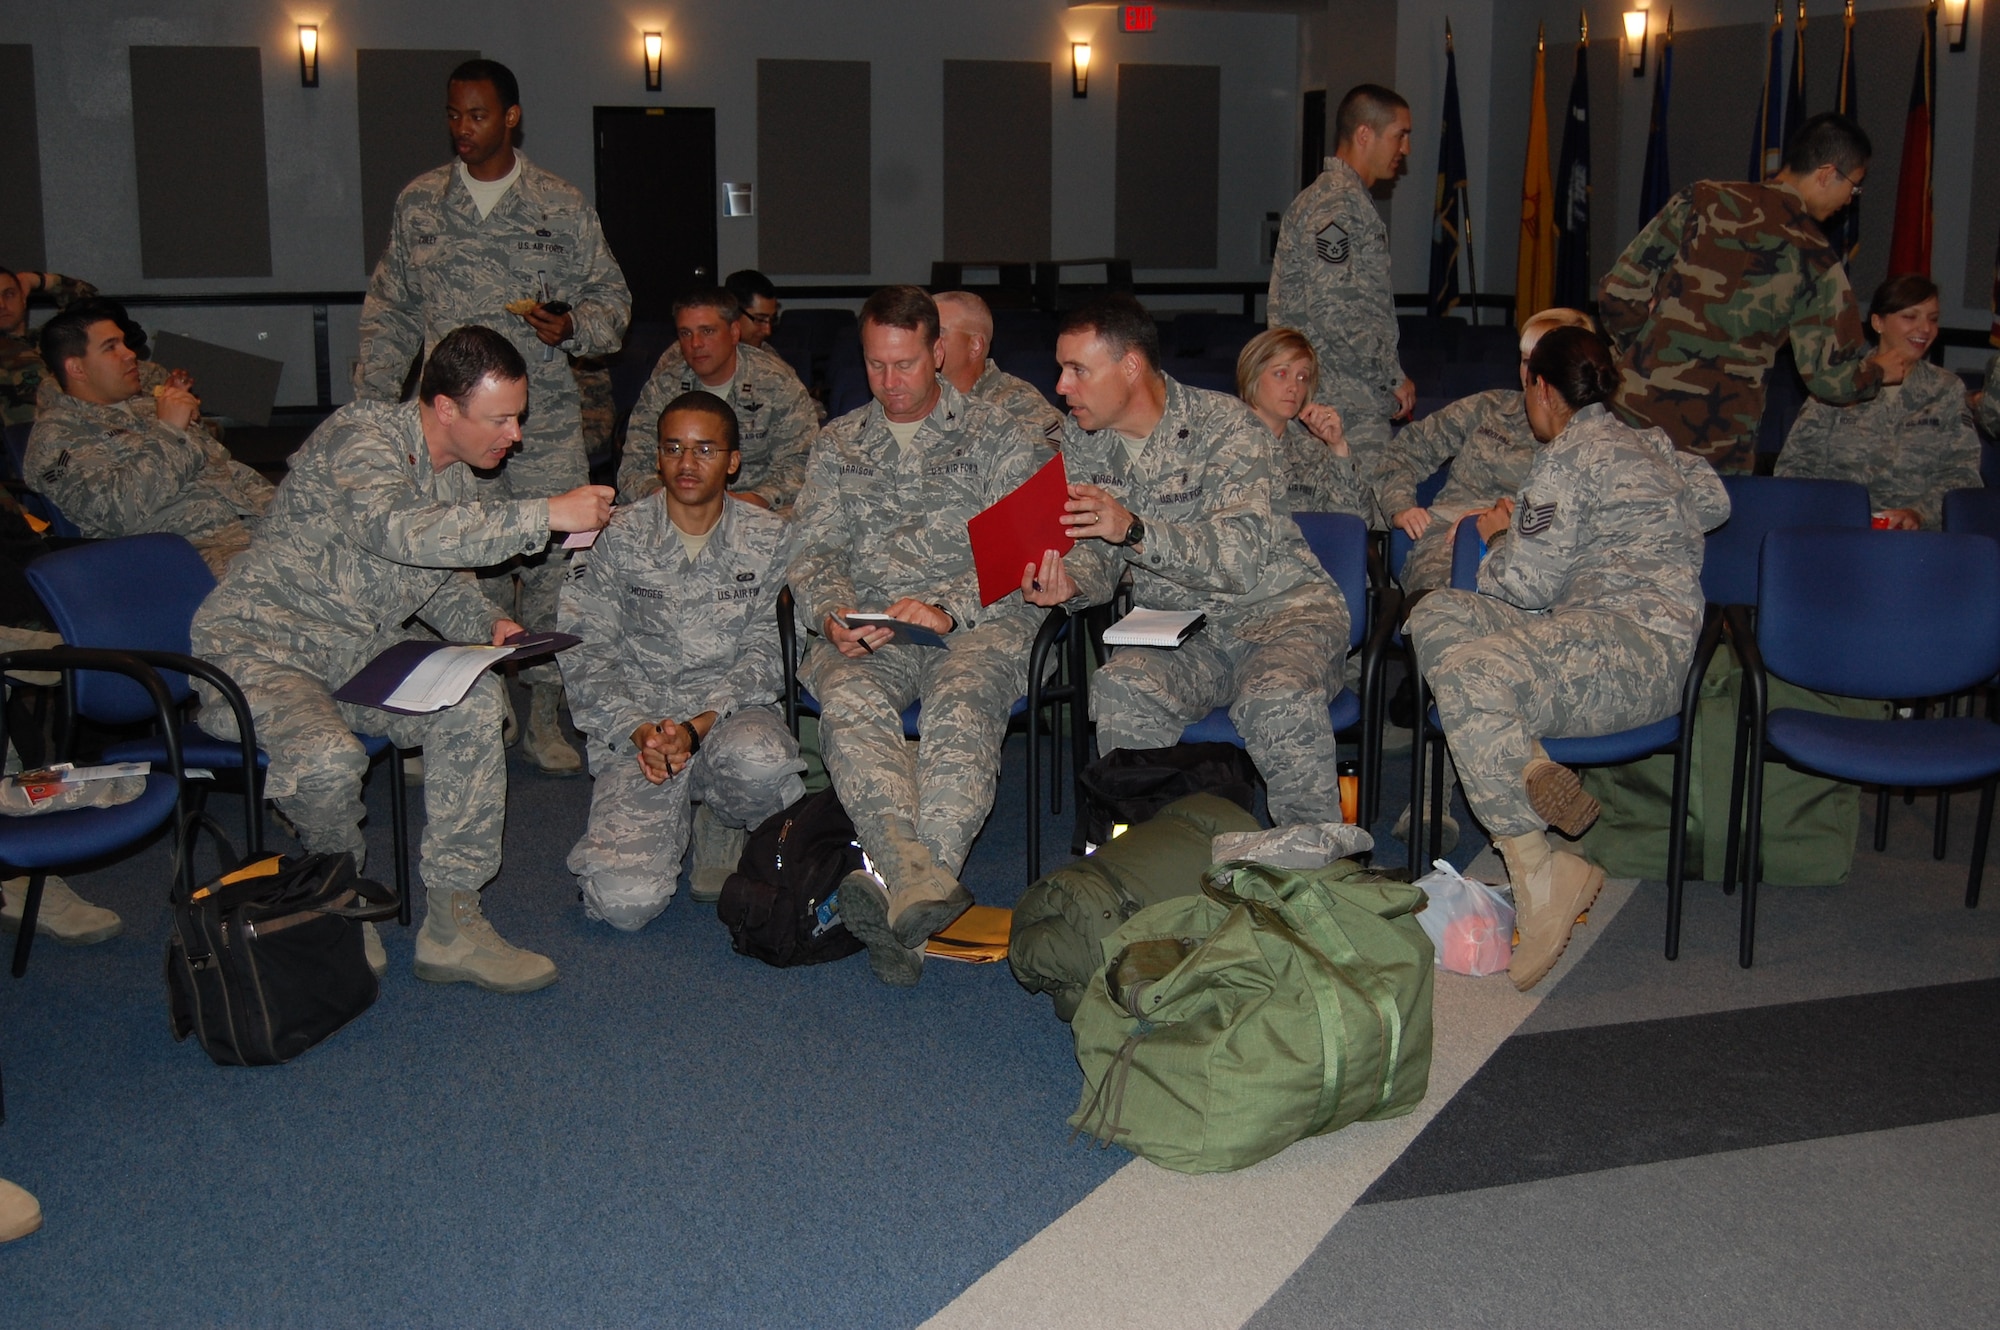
[362,921,387,978]
[521,683,581,774]
[413,889,559,993]
[0,1176,41,1243]
[1496,831,1605,992]
[688,803,746,904]
[1522,757,1601,837]
[1,875,123,945]
[838,832,970,987]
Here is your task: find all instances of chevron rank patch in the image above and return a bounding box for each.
[1314,220,1350,265]
[1517,496,1557,536]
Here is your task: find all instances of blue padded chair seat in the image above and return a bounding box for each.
[1543,713,1683,766]
[0,774,181,870]
[1181,688,1362,746]
[1766,711,2000,788]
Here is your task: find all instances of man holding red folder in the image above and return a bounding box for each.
[787,287,1044,986]
[1024,295,1350,828]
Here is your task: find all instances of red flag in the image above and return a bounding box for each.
[1886,2,1935,277]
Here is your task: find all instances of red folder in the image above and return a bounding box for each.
[967,453,1076,606]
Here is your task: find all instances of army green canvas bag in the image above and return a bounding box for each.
[1068,859,1434,1174]
[1010,793,1262,1022]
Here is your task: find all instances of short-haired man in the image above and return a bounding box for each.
[559,391,804,930]
[615,288,819,510]
[1377,308,1596,592]
[1025,294,1351,828]
[1601,112,1900,473]
[26,304,273,575]
[356,58,631,774]
[1,265,98,427]
[724,269,783,352]
[934,290,1064,450]
[789,286,1045,985]
[1268,83,1417,509]
[192,326,615,993]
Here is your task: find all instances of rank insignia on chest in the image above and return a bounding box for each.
[1314,220,1351,265]
[1518,498,1558,536]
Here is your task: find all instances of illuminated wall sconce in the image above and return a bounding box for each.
[298,25,319,88]
[1943,0,1969,53]
[644,32,663,91]
[1072,42,1091,98]
[1622,8,1648,78]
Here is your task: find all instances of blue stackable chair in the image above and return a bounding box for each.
[823,362,871,419]
[1176,511,1396,829]
[1407,514,1722,957]
[775,589,1083,881]
[24,534,413,923]
[1733,528,2000,966]
[995,349,1062,410]
[1,647,190,977]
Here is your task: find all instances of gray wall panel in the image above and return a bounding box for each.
[1116,64,1220,270]
[758,59,870,276]
[129,46,272,278]
[357,48,479,276]
[0,45,46,270]
[942,60,1051,263]
[1963,0,2000,311]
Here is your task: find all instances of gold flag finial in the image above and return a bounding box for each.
[1580,9,1589,44]
[1667,7,1675,42]
[1445,17,1454,52]
[1798,0,1807,27]
[1538,21,1545,52]
[1773,1,1783,26]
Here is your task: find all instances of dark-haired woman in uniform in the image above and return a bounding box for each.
[1406,327,1730,989]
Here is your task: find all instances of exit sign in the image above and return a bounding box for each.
[1121,5,1156,33]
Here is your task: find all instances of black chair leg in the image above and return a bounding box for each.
[1665,742,1693,961]
[1739,729,1768,969]
[1967,779,1995,908]
[1934,790,1950,860]
[1874,786,1891,852]
[1722,687,1753,895]
[1026,688,1042,884]
[388,749,412,926]
[9,871,44,978]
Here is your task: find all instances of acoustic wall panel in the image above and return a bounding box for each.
[943,60,1051,263]
[0,46,46,270]
[1116,64,1219,270]
[358,48,479,275]
[129,46,272,279]
[1964,0,2000,310]
[758,59,870,275]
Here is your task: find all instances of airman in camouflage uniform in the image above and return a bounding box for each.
[192,330,614,993]
[1377,390,1538,591]
[1409,403,1728,839]
[1268,89,1415,492]
[357,71,631,772]
[615,340,817,508]
[1,269,96,427]
[790,290,1045,985]
[26,306,272,575]
[559,431,803,931]
[1777,357,1980,529]
[935,290,1064,450]
[1601,116,1885,473]
[1050,372,1350,828]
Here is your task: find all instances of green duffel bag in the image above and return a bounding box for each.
[1010,793,1260,1022]
[1068,858,1434,1175]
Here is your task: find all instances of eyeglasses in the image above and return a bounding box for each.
[741,310,780,329]
[1837,168,1864,196]
[658,442,734,460]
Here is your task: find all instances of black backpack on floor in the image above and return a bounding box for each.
[715,789,867,967]
[1078,742,1261,847]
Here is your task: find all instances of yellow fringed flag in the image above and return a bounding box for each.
[1516,26,1557,330]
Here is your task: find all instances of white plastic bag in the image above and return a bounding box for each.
[1411,859,1515,977]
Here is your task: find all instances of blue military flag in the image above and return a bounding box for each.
[1638,10,1675,226]
[1553,17,1592,310]
[1831,0,1861,263]
[1750,1,1786,181]
[1428,25,1474,317]
[1782,1,1808,151]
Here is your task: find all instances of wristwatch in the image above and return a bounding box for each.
[1116,515,1146,548]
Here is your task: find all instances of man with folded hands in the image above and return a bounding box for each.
[787,285,1044,986]
[559,390,804,930]
[192,326,613,994]
[1024,294,1350,827]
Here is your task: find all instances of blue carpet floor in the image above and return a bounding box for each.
[1,697,1452,1326]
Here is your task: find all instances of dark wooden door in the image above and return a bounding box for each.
[593,106,717,323]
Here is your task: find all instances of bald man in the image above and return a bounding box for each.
[934,291,1064,450]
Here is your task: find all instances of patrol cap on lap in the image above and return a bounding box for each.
[419,325,528,405]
